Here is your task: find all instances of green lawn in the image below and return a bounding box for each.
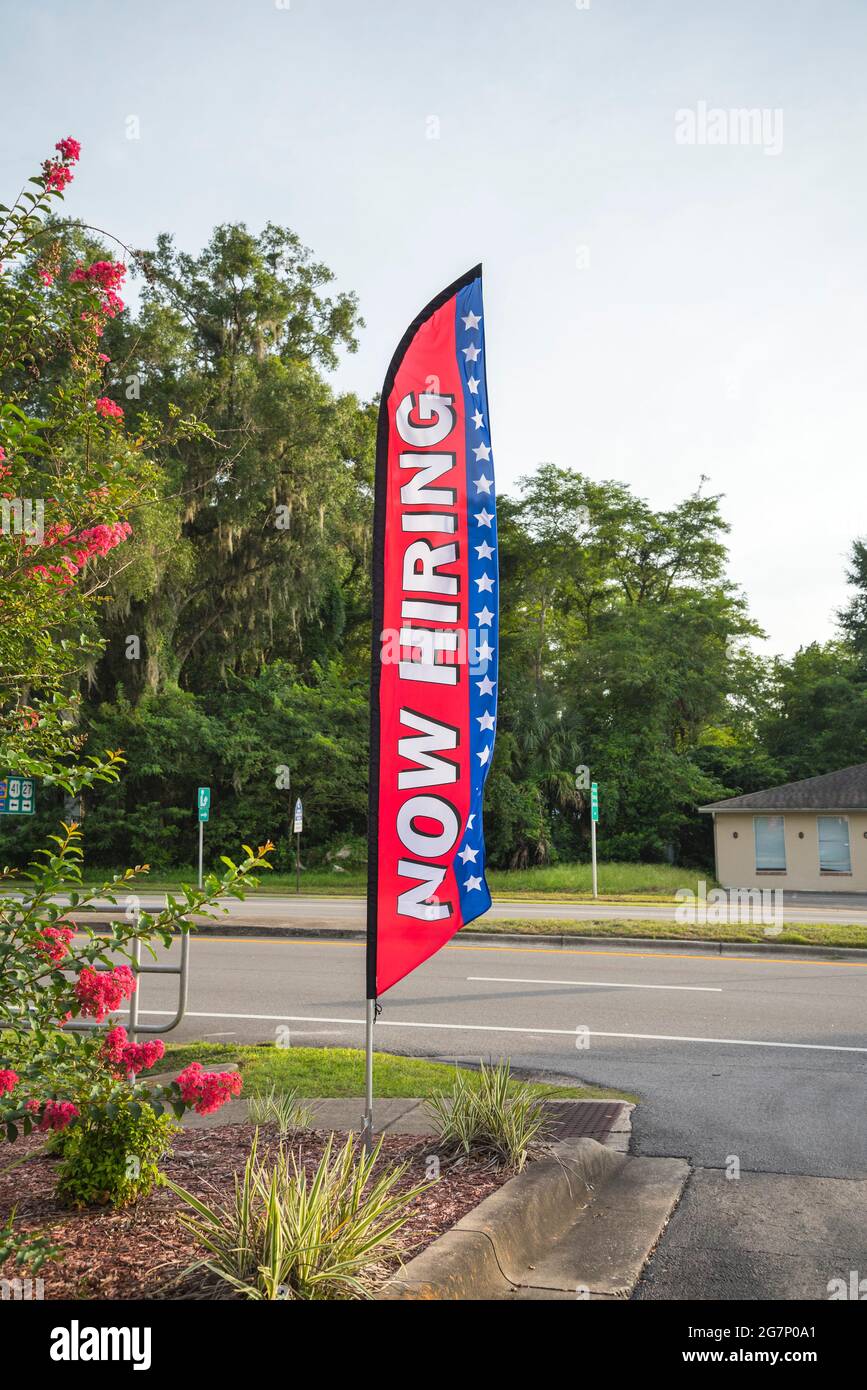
[158,1043,637,1103]
[78,859,710,902]
[472,917,867,950]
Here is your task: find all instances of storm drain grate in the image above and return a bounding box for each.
[543,1100,628,1142]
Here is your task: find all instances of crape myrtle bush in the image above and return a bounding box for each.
[0,138,271,1223]
[0,781,270,1211]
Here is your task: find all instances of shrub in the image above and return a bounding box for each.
[163,1131,431,1300]
[425,1059,552,1170]
[248,1084,312,1138]
[53,1096,179,1208]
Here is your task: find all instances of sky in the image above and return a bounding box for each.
[2,0,866,657]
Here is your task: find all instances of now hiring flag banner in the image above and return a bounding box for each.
[367,265,498,998]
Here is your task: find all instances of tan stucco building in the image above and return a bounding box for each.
[700,763,867,893]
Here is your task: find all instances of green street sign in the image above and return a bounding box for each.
[0,777,35,815]
[197,786,211,822]
[590,782,599,823]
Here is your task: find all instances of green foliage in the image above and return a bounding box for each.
[0,145,209,774]
[74,660,368,870]
[425,1059,552,1171]
[0,1208,63,1273]
[54,1095,179,1208]
[162,1131,430,1300]
[94,222,375,696]
[6,139,864,876]
[247,1084,312,1138]
[159,1043,614,1101]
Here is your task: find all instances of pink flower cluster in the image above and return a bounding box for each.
[101,1025,165,1076]
[70,259,126,322]
[28,519,133,584]
[34,924,75,964]
[75,521,133,557]
[55,137,81,163]
[70,259,125,292]
[95,397,124,420]
[74,965,136,1023]
[176,1063,243,1116]
[41,135,81,193]
[0,1070,19,1097]
[0,446,9,482]
[26,1099,79,1132]
[43,163,73,193]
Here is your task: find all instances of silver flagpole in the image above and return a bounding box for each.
[362,998,375,1153]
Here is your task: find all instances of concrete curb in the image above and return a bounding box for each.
[77,917,867,961]
[457,933,867,962]
[378,1138,689,1300]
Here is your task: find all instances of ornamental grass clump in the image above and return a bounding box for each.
[163,1131,431,1300]
[425,1058,552,1171]
[248,1084,312,1138]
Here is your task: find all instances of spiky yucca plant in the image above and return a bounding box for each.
[162,1131,431,1300]
[247,1084,312,1139]
[425,1059,551,1171]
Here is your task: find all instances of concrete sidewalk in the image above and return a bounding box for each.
[179,1092,634,1147]
[179,1095,433,1133]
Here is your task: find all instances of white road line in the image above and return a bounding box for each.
[137,1009,867,1054]
[467,974,722,993]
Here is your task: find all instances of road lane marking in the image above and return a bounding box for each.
[137,1009,867,1054]
[467,975,722,993]
[171,936,867,970]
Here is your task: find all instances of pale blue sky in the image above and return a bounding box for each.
[3,0,866,655]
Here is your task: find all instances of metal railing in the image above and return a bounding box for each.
[58,930,191,1042]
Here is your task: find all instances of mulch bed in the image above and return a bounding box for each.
[0,1123,506,1300]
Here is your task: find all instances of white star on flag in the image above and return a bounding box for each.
[457,844,479,864]
[475,540,494,560]
[464,875,482,891]
[472,410,485,430]
[477,676,496,696]
[473,442,491,462]
[477,745,491,766]
[477,711,496,732]
[475,572,495,592]
[476,605,495,625]
[467,813,476,828]
[467,376,480,394]
[477,638,494,662]
[462,343,481,362]
[462,310,482,331]
[475,508,493,527]
[475,474,493,494]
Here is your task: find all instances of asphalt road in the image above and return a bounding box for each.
[77,890,867,927]
[127,931,867,1179]
[108,930,867,1299]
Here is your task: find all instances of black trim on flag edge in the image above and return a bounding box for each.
[366,263,483,1000]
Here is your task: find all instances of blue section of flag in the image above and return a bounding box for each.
[454,274,497,925]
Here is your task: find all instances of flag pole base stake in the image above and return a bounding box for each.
[362,997,375,1155]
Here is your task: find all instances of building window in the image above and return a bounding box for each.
[754,815,786,872]
[817,816,851,874]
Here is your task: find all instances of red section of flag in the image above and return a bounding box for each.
[368,271,477,997]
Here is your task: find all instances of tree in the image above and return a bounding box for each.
[493,467,762,864]
[0,139,273,1240]
[91,223,376,695]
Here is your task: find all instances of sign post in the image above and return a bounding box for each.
[197,787,210,889]
[293,797,302,894]
[590,781,599,898]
